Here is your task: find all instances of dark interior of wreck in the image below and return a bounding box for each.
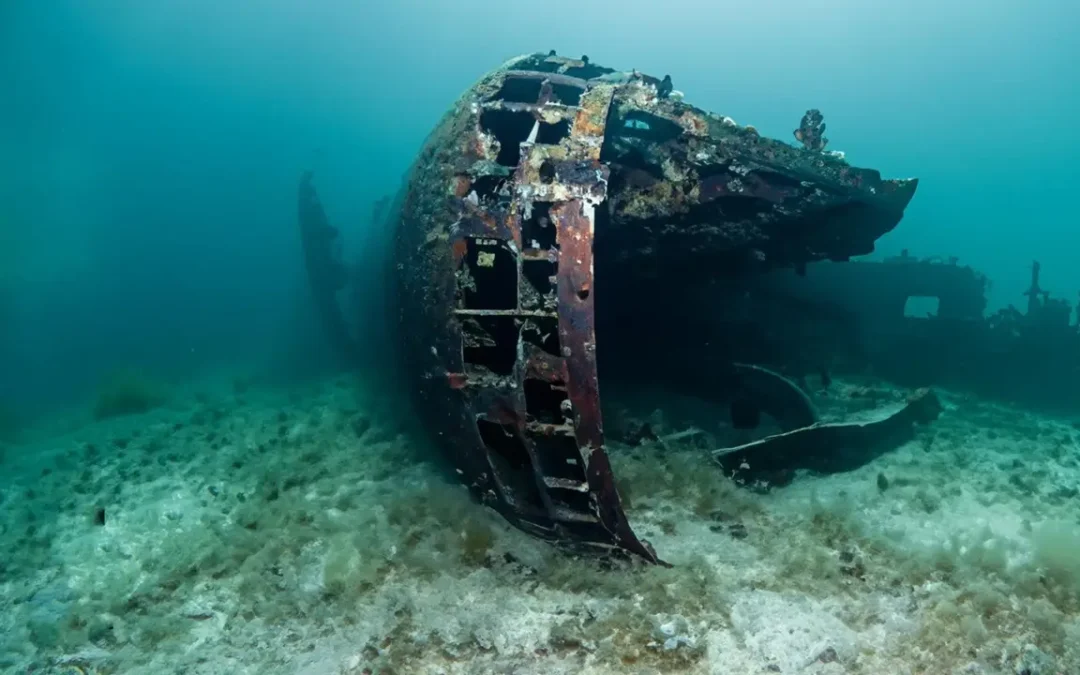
[300,52,1080,564]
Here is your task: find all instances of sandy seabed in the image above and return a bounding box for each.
[1,373,1079,675]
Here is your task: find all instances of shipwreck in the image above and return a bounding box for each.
[300,53,940,563]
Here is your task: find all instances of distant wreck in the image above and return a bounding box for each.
[301,52,930,564]
[700,254,1080,412]
[298,171,360,365]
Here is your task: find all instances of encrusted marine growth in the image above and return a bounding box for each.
[794,108,828,152]
[389,53,918,563]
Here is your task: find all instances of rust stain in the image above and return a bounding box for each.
[452,175,471,197]
[504,212,522,249]
[573,106,605,139]
[572,85,615,147]
[451,238,469,262]
[553,200,602,450]
[553,198,660,564]
[679,111,709,137]
[525,351,569,383]
[483,400,522,426]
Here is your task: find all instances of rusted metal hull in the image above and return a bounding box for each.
[390,53,918,562]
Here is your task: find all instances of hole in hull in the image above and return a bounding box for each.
[480,109,536,168]
[522,260,556,299]
[537,120,571,145]
[525,378,569,425]
[539,160,556,184]
[471,175,509,203]
[457,238,518,311]
[550,83,584,106]
[523,203,557,251]
[904,295,941,319]
[522,317,560,357]
[492,77,543,103]
[477,418,531,470]
[611,109,684,143]
[462,317,519,376]
[477,417,545,509]
[529,429,587,484]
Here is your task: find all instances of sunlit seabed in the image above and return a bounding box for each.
[1,373,1079,675]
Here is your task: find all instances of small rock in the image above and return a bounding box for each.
[708,510,734,522]
[650,614,696,652]
[817,646,838,663]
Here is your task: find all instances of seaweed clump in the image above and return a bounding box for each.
[92,370,169,420]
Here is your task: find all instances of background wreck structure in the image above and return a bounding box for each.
[706,255,1080,412]
[370,52,921,563]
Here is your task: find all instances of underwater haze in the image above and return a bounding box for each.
[2,0,1078,414]
[6,2,1080,674]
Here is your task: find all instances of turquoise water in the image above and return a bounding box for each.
[3,0,1078,414]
